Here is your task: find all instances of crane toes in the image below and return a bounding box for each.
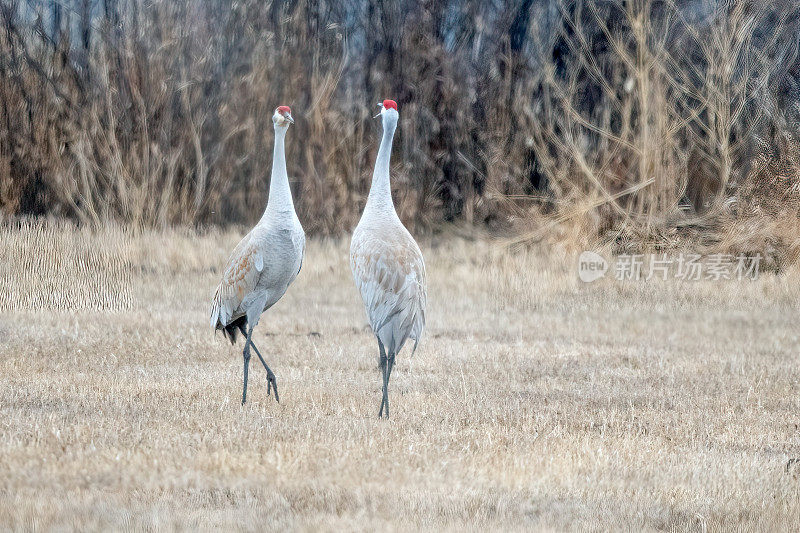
[267,371,280,403]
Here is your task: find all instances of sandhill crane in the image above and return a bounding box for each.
[210,105,305,405]
[350,99,427,419]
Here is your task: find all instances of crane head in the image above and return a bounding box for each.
[273,106,294,127]
[374,99,399,119]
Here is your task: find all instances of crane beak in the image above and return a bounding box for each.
[285,113,294,124]
[373,103,383,119]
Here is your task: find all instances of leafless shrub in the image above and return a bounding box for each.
[505,0,799,257]
[0,0,798,255]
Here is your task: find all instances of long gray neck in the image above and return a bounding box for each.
[365,119,397,212]
[264,125,294,218]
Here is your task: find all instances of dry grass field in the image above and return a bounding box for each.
[1,222,800,530]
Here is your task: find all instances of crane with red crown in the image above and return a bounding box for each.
[350,99,427,419]
[210,105,305,405]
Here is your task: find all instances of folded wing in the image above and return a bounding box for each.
[350,234,426,354]
[210,232,265,328]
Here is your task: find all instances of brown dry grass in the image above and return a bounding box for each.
[1,223,800,530]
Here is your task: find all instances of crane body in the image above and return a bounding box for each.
[210,106,304,404]
[350,100,427,418]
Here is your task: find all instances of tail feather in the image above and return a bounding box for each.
[210,286,224,329]
[211,284,247,345]
[217,315,247,345]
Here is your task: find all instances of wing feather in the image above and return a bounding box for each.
[210,232,263,328]
[350,229,426,353]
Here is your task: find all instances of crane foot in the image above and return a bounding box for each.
[267,369,280,403]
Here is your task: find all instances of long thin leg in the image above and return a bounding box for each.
[242,325,254,405]
[382,351,395,419]
[238,321,279,403]
[378,339,389,418]
[382,358,390,419]
[250,340,279,403]
[387,353,396,382]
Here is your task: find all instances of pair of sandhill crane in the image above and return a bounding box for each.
[209,100,426,418]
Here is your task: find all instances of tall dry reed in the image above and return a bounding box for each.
[0,0,797,252]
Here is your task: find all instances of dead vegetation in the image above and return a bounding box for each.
[1,224,799,530]
[2,1,800,524]
[1,0,799,258]
[0,218,133,312]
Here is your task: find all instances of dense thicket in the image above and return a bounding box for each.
[1,0,798,239]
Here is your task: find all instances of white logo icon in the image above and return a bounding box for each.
[578,251,608,283]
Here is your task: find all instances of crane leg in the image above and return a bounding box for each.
[378,339,389,419]
[387,352,396,382]
[382,351,396,419]
[249,340,279,403]
[242,325,254,405]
